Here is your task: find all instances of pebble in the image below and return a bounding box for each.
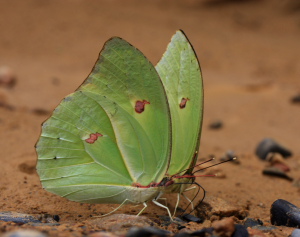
[0,212,41,224]
[186,227,214,236]
[28,222,60,226]
[88,214,155,232]
[181,213,202,223]
[271,199,300,227]
[196,196,247,220]
[262,167,293,181]
[255,138,292,160]
[89,232,118,237]
[220,150,240,164]
[291,94,300,104]
[243,218,263,228]
[232,224,249,237]
[209,120,223,129]
[247,228,267,237]
[266,153,291,172]
[18,161,36,175]
[252,226,277,231]
[0,66,16,89]
[52,214,60,222]
[212,217,235,237]
[291,229,300,237]
[173,232,192,237]
[31,108,51,116]
[126,227,171,237]
[271,161,291,173]
[2,230,47,237]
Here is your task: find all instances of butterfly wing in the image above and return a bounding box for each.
[36,37,171,203]
[156,30,203,176]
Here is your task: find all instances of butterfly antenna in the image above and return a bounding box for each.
[171,157,215,179]
[186,181,206,215]
[193,157,237,175]
[179,182,200,216]
[171,180,205,217]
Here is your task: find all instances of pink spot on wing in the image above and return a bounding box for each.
[135,100,150,113]
[179,97,189,109]
[85,133,103,144]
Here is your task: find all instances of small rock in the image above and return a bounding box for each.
[2,230,47,237]
[173,232,192,237]
[267,153,291,172]
[88,214,155,233]
[233,224,249,237]
[180,213,202,223]
[189,227,214,236]
[209,120,223,129]
[271,199,300,227]
[126,227,171,237]
[271,161,291,173]
[51,77,60,86]
[252,225,277,231]
[196,196,247,220]
[291,229,300,237]
[28,223,60,226]
[0,212,41,224]
[89,232,118,237]
[31,108,51,116]
[220,150,240,164]
[0,66,16,89]
[244,218,263,228]
[212,217,235,237]
[18,161,36,175]
[36,213,59,223]
[262,167,293,181]
[53,214,60,222]
[255,138,292,160]
[247,228,267,237]
[291,94,300,104]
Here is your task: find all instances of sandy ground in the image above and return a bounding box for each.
[1,0,300,236]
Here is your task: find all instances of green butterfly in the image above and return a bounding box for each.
[36,30,203,218]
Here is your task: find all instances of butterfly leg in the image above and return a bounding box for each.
[158,197,168,206]
[173,193,180,217]
[182,193,195,215]
[98,199,130,217]
[184,185,197,192]
[152,199,173,221]
[136,202,147,216]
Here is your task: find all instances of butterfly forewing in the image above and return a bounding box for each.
[156,30,203,176]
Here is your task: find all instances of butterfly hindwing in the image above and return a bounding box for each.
[36,37,172,202]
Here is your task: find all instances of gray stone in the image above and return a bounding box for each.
[88,214,156,233]
[2,230,47,237]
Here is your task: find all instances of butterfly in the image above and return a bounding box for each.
[36,30,203,219]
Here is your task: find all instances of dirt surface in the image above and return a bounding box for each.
[1,0,300,236]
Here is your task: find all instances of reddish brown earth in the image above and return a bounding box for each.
[0,0,300,236]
